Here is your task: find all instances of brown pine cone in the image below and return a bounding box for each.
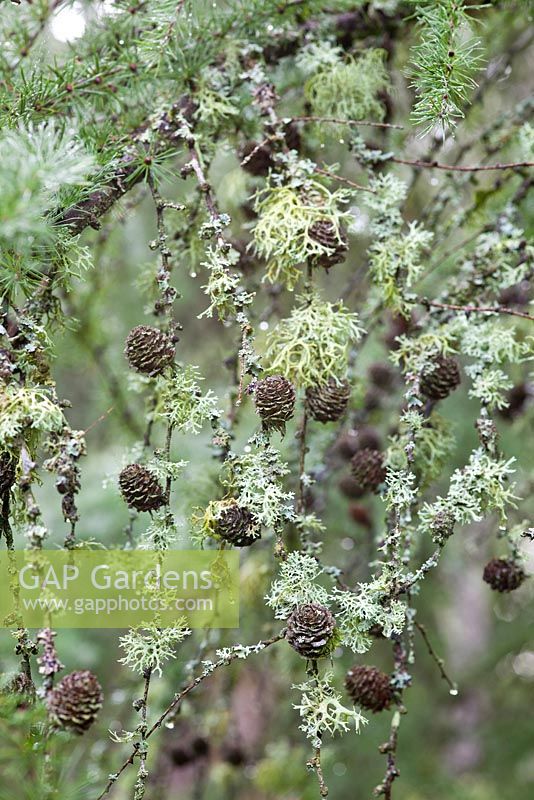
[216,503,260,547]
[239,141,274,176]
[309,219,348,269]
[364,388,382,412]
[335,430,360,459]
[286,603,336,659]
[350,448,386,493]
[335,427,382,460]
[283,121,301,152]
[48,670,103,734]
[306,378,351,423]
[368,362,396,390]
[0,452,16,495]
[482,558,525,593]
[345,665,393,712]
[498,280,531,307]
[254,375,296,432]
[169,724,210,766]
[420,355,461,401]
[124,325,175,376]
[498,382,532,421]
[356,427,383,451]
[119,464,165,512]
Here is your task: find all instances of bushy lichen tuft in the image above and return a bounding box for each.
[118,620,191,676]
[304,49,389,124]
[262,292,364,387]
[253,178,351,289]
[293,673,367,748]
[222,436,295,530]
[155,366,222,434]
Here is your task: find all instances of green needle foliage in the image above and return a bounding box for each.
[409,0,484,134]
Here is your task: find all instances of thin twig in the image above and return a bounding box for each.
[414,621,457,694]
[11,0,63,69]
[423,299,534,322]
[390,156,533,172]
[187,143,226,248]
[296,406,309,516]
[132,667,152,798]
[163,423,174,505]
[314,166,374,193]
[306,659,329,797]
[307,746,329,798]
[96,632,284,800]
[291,114,403,130]
[374,709,402,799]
[374,637,407,799]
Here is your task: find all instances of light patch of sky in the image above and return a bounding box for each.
[50,1,118,43]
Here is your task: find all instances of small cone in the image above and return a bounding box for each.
[254,375,296,432]
[420,355,461,401]
[339,474,366,499]
[348,504,373,529]
[350,448,386,493]
[345,665,393,712]
[48,670,103,734]
[383,313,413,351]
[335,427,382,460]
[239,141,274,176]
[216,503,260,547]
[286,603,336,659]
[283,122,301,151]
[368,362,396,390]
[483,558,525,592]
[119,464,165,512]
[306,378,351,423]
[309,219,348,269]
[125,325,175,376]
[498,383,532,420]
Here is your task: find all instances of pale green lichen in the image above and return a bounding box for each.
[0,385,64,447]
[419,448,519,529]
[332,574,407,654]
[253,179,351,288]
[387,411,456,485]
[369,222,434,316]
[223,437,295,530]
[119,620,191,676]
[266,551,329,619]
[262,292,364,387]
[305,49,389,123]
[293,673,367,748]
[155,366,222,434]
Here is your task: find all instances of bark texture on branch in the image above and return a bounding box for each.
[57,100,192,235]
